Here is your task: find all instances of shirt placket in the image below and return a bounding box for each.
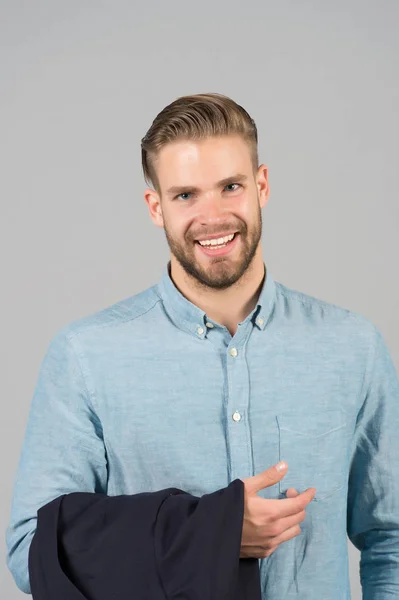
[225,322,254,482]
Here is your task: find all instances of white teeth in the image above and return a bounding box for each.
[198,233,235,247]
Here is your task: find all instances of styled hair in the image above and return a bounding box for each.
[141,93,259,194]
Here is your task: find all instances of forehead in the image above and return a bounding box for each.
[155,135,253,189]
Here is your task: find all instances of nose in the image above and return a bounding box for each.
[197,193,228,225]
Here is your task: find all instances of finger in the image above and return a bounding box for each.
[272,522,302,546]
[268,487,316,518]
[245,522,303,559]
[285,488,299,498]
[273,507,307,534]
[240,546,272,559]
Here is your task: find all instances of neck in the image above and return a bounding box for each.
[169,246,266,336]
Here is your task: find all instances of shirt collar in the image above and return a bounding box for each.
[157,261,276,339]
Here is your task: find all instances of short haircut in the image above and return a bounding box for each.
[141,93,259,194]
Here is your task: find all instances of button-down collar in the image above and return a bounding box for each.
[157,261,276,338]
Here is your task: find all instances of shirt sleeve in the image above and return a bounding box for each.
[347,324,399,598]
[5,328,108,595]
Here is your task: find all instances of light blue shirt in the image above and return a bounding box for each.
[6,263,399,598]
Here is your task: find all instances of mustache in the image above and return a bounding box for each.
[188,225,246,241]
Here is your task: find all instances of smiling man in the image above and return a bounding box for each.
[143,132,267,334]
[6,93,399,599]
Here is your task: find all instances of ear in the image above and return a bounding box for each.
[143,188,164,228]
[256,164,270,209]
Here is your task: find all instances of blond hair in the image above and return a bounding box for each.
[141,93,258,194]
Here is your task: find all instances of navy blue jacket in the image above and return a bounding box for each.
[28,478,261,599]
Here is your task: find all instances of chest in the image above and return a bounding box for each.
[91,336,362,498]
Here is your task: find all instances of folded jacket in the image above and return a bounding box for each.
[28,477,261,599]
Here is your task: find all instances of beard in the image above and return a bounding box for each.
[163,206,262,290]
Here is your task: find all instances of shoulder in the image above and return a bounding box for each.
[274,280,378,346]
[51,283,163,347]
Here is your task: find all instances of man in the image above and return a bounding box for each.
[6,93,399,598]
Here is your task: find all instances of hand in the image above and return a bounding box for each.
[240,462,316,559]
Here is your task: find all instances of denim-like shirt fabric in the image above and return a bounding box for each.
[6,264,399,598]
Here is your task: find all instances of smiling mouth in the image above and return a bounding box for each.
[195,232,237,249]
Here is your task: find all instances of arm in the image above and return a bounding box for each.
[28,479,260,600]
[5,328,108,594]
[347,325,399,599]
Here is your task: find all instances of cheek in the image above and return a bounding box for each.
[165,212,192,241]
[246,199,261,221]
[231,193,257,218]
[233,205,255,227]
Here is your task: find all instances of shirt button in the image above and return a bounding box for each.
[232,411,241,422]
[205,322,214,328]
[256,317,264,326]
[229,347,238,358]
[196,326,205,336]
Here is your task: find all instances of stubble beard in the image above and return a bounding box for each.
[163,208,263,290]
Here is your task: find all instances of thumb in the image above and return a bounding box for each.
[244,461,288,495]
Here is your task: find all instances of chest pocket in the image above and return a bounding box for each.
[276,409,348,501]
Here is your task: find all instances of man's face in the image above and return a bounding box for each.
[146,135,269,289]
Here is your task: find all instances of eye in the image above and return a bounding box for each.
[176,192,192,201]
[174,183,241,201]
[225,183,241,192]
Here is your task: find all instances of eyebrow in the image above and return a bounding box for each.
[166,173,248,196]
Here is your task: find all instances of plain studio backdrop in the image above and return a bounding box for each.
[1,1,398,597]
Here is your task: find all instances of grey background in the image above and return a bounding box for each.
[1,1,398,597]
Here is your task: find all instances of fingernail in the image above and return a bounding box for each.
[276,461,287,471]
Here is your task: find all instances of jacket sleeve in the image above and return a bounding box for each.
[347,325,399,598]
[28,480,261,600]
[5,328,108,594]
